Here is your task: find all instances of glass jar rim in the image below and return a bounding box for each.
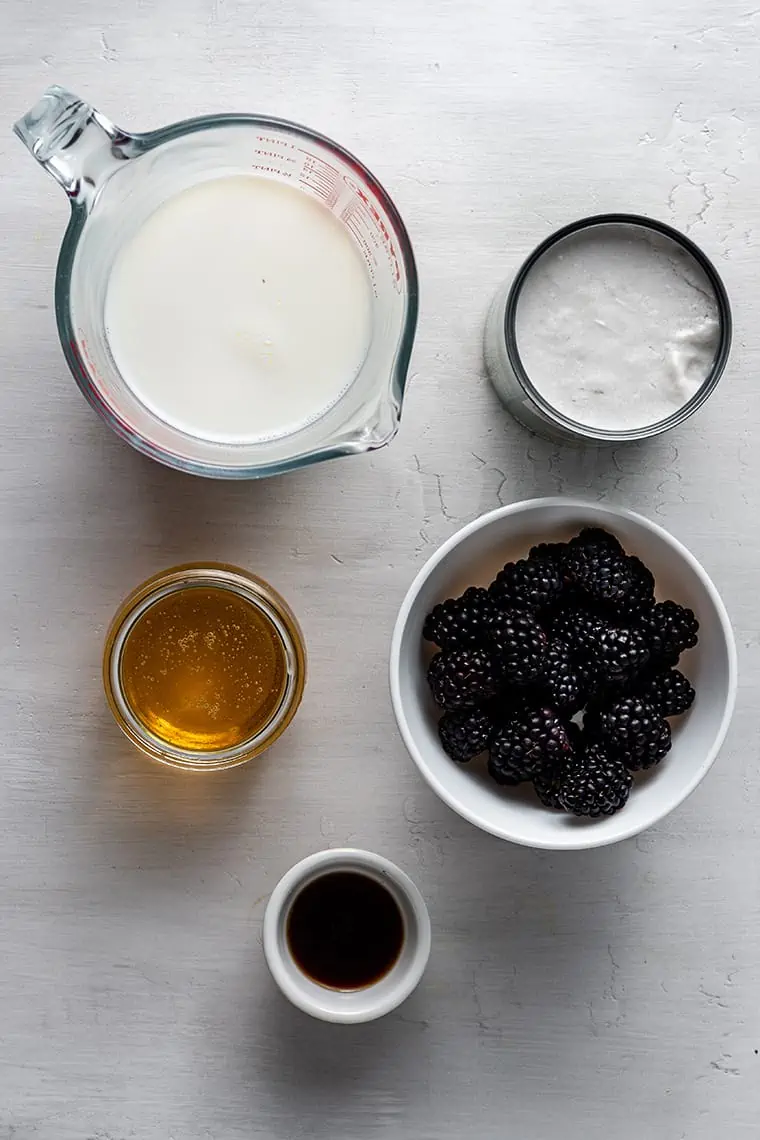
[103,563,306,770]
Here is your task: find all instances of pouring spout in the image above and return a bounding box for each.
[14,85,131,206]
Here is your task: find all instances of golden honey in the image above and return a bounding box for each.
[104,565,306,770]
[120,585,287,751]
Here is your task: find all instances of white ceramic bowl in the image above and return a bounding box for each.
[263,848,431,1023]
[390,498,737,850]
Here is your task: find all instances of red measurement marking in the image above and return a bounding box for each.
[342,176,401,288]
[340,211,379,296]
[299,153,341,208]
[300,179,338,207]
[257,134,296,148]
[254,148,297,166]
[70,337,121,421]
[307,172,334,191]
[251,163,294,177]
[301,179,334,205]
[297,149,339,174]
[78,332,104,384]
[343,212,367,244]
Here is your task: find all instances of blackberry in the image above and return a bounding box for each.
[622,718,672,771]
[438,708,493,762]
[586,696,672,771]
[614,556,656,621]
[488,706,573,785]
[583,669,628,710]
[593,627,650,684]
[528,541,568,564]
[570,527,624,555]
[533,639,587,715]
[427,647,500,710]
[489,558,564,614]
[640,601,699,659]
[533,722,580,808]
[636,668,695,718]
[648,649,683,672]
[557,740,633,817]
[422,586,494,650]
[550,607,608,660]
[533,765,564,809]
[488,608,547,684]
[563,543,635,606]
[487,687,532,725]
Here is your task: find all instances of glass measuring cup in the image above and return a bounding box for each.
[15,86,418,479]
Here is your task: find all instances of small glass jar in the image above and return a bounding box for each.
[483,213,732,444]
[103,563,306,771]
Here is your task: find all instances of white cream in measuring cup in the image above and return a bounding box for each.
[104,174,373,443]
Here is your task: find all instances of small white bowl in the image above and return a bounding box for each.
[263,848,431,1023]
[390,498,737,851]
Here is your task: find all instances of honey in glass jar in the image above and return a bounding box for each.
[104,564,305,770]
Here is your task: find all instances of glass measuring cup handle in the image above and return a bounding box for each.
[14,85,135,206]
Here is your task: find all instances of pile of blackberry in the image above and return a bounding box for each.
[423,527,698,818]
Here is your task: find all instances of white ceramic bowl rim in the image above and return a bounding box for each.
[389,497,738,851]
[263,848,431,1023]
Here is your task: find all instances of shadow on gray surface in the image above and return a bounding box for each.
[87,423,362,570]
[482,380,692,509]
[69,695,275,869]
[237,982,428,1138]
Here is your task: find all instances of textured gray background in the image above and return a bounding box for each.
[1,1,758,1136]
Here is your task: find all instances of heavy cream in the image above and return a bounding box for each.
[104,175,373,443]
[513,225,721,432]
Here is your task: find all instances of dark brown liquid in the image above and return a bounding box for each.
[286,871,405,991]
